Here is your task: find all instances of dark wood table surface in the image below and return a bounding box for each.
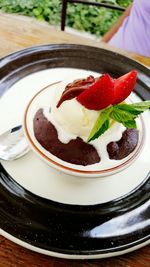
[0,12,150,267]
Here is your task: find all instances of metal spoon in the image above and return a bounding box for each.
[0,125,30,161]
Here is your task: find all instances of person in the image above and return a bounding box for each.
[101,0,150,57]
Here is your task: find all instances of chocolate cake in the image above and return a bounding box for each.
[107,129,139,160]
[33,109,100,166]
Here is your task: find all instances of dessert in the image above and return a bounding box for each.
[32,70,150,168]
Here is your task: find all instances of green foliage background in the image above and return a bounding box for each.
[0,0,132,36]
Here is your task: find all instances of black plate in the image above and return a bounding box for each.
[0,44,150,258]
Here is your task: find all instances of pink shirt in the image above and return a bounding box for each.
[109,0,150,57]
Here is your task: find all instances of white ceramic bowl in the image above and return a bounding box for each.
[23,82,145,178]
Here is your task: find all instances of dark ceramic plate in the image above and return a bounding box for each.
[0,44,150,258]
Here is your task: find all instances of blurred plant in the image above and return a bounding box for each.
[66,0,132,36]
[0,0,133,36]
[0,0,61,25]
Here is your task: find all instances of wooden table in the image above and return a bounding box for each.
[0,12,150,267]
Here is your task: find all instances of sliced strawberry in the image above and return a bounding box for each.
[76,74,114,110]
[113,70,137,104]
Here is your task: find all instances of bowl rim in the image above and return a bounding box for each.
[23,82,145,177]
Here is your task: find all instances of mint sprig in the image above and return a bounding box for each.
[87,106,112,142]
[87,101,150,142]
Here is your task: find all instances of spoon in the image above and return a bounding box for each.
[0,125,30,161]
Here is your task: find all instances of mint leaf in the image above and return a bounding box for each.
[116,101,150,115]
[122,119,137,128]
[114,105,141,116]
[129,101,150,110]
[110,100,150,128]
[110,107,136,123]
[87,106,112,142]
[88,119,109,142]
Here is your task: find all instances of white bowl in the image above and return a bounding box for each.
[23,82,145,178]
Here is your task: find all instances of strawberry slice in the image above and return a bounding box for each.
[76,74,114,110]
[113,70,137,104]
